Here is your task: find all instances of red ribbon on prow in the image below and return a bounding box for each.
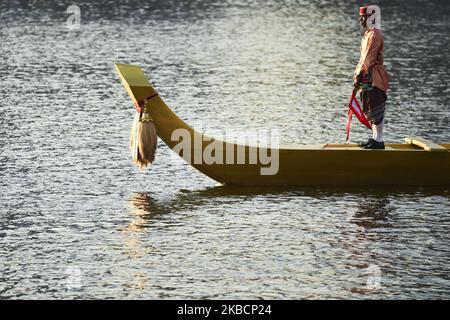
[134,93,159,113]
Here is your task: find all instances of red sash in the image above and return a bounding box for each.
[346,89,371,141]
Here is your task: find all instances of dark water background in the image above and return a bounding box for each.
[0,0,449,299]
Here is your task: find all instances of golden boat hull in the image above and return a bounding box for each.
[115,63,450,186]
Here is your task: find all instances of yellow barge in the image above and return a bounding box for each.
[115,63,450,186]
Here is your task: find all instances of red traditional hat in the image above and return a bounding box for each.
[359,6,368,15]
[359,5,377,16]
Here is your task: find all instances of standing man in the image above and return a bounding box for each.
[354,5,389,149]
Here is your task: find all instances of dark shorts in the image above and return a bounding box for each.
[360,87,387,125]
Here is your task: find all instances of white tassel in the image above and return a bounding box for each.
[130,109,157,169]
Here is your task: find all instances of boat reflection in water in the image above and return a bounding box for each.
[126,193,169,231]
[121,186,448,297]
[351,198,393,230]
[119,193,168,293]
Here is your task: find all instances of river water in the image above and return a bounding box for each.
[0,0,449,299]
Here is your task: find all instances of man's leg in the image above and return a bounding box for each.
[362,88,386,149]
[359,90,375,147]
[365,118,385,149]
[373,118,384,143]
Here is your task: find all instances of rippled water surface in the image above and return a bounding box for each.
[1,0,449,299]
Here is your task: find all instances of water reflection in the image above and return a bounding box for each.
[351,198,393,230]
[125,186,447,226]
[122,272,150,293]
[119,193,166,293]
[184,185,449,199]
[120,194,163,260]
[127,192,169,228]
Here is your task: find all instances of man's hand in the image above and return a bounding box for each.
[353,72,363,88]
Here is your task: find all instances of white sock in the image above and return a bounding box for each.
[373,119,384,142]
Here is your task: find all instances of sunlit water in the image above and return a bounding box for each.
[0,0,449,299]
